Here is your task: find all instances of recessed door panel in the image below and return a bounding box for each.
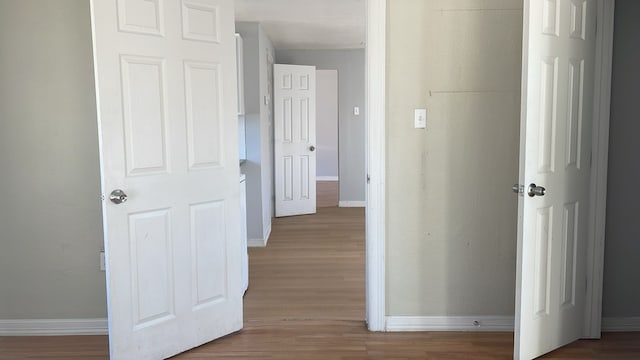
[570,0,587,40]
[120,56,168,176]
[566,58,584,169]
[129,209,174,329]
[299,156,310,200]
[300,98,309,142]
[283,156,293,201]
[534,206,553,316]
[561,202,579,308]
[185,61,223,170]
[117,0,164,36]
[190,201,227,309]
[182,0,220,43]
[282,97,292,143]
[538,57,558,174]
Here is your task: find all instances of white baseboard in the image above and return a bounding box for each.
[248,223,271,248]
[385,316,514,332]
[248,237,267,247]
[263,222,272,245]
[316,176,339,181]
[0,318,108,336]
[602,317,640,332]
[339,201,366,208]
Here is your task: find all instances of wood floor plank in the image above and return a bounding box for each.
[244,207,365,322]
[316,181,339,208]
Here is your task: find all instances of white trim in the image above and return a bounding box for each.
[386,316,514,332]
[584,0,615,339]
[248,221,272,247]
[316,176,339,181]
[248,237,267,247]
[0,318,108,336]
[602,317,640,332]
[339,201,366,208]
[264,221,272,244]
[365,0,386,332]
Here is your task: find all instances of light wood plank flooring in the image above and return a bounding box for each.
[316,181,339,208]
[1,205,640,359]
[244,206,365,322]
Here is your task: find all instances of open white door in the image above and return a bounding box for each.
[274,64,317,217]
[90,0,242,358]
[515,0,597,359]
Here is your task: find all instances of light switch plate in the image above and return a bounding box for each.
[354,106,360,115]
[414,108,427,128]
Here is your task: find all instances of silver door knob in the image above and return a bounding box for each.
[527,183,546,197]
[109,189,128,204]
[309,145,316,151]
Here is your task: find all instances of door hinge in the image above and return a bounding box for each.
[366,174,371,184]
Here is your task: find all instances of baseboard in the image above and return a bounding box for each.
[248,223,271,248]
[0,318,108,336]
[263,222,272,245]
[602,317,640,332]
[316,176,339,181]
[385,316,514,332]
[248,237,267,247]
[339,201,366,208]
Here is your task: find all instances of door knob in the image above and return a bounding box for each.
[109,189,128,204]
[309,145,316,152]
[527,183,546,197]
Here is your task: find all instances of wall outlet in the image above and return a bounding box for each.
[100,250,106,271]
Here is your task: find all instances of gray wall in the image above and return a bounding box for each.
[316,70,339,178]
[0,0,106,319]
[602,0,640,318]
[386,0,521,316]
[236,22,275,242]
[276,49,365,203]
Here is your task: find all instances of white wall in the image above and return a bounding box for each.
[386,0,522,316]
[0,0,106,319]
[602,0,640,318]
[275,49,365,203]
[316,70,339,179]
[236,22,275,243]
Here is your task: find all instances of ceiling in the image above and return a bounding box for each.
[234,0,366,50]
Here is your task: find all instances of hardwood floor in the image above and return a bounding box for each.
[1,203,639,359]
[244,206,365,322]
[316,181,339,208]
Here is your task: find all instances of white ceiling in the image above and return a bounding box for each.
[234,0,366,50]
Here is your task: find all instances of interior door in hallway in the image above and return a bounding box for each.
[274,64,317,217]
[515,0,598,359]
[91,0,242,358]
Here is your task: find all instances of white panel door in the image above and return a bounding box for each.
[91,0,242,359]
[515,0,597,359]
[274,64,317,217]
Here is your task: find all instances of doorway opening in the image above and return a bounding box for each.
[234,1,368,326]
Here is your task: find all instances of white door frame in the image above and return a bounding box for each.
[365,0,386,331]
[584,0,615,339]
[364,0,615,333]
